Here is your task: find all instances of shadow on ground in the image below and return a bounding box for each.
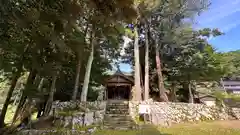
[137,124,171,135]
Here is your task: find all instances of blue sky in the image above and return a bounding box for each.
[120,0,240,72]
[195,0,240,52]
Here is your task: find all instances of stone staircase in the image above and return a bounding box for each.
[103,100,137,130]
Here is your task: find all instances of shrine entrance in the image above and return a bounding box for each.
[104,69,133,100]
[107,85,131,100]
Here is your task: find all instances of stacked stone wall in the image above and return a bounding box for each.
[130,100,228,126]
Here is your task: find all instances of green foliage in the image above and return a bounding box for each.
[217,50,240,78]
[213,91,240,102]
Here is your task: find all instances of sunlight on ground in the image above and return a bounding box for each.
[5,105,37,124]
[93,121,240,135]
[159,121,240,135]
[5,105,17,124]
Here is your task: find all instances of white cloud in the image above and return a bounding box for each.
[202,8,240,24]
[199,0,240,24]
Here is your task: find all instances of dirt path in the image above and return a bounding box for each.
[211,120,240,129]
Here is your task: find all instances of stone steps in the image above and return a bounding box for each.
[103,125,136,130]
[104,115,132,121]
[103,100,137,130]
[106,110,129,114]
[104,120,135,126]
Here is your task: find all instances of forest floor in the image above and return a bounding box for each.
[93,121,240,135]
[5,105,37,124]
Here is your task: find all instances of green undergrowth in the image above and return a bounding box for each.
[57,110,80,116]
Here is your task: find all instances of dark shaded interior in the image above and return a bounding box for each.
[107,86,131,100]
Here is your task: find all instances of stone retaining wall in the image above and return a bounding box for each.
[130,100,228,126]
[232,108,240,119]
[51,101,106,127]
[52,101,106,112]
[15,101,105,135]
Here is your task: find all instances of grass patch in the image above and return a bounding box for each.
[159,121,240,135]
[93,121,240,135]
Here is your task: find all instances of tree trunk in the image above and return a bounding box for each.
[0,44,30,128]
[188,82,194,103]
[37,78,44,91]
[155,45,168,102]
[36,78,45,118]
[140,65,144,100]
[72,23,88,101]
[81,31,95,102]
[170,82,177,102]
[27,99,33,129]
[133,26,142,101]
[72,56,82,101]
[44,74,57,116]
[12,69,37,124]
[0,72,21,128]
[144,22,150,100]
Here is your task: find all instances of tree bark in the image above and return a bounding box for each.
[144,23,149,100]
[12,69,37,124]
[72,23,88,101]
[170,82,177,102]
[37,78,44,91]
[0,72,21,128]
[81,30,95,102]
[133,26,142,101]
[44,74,57,116]
[188,81,194,103]
[72,56,82,101]
[155,44,168,102]
[36,78,45,118]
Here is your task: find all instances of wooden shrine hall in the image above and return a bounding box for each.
[104,69,134,100]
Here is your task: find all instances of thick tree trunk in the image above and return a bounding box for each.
[188,82,194,103]
[12,69,37,124]
[44,74,57,116]
[155,45,168,102]
[0,72,21,128]
[72,56,82,101]
[170,82,177,102]
[144,23,149,100]
[133,26,142,101]
[81,31,95,102]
